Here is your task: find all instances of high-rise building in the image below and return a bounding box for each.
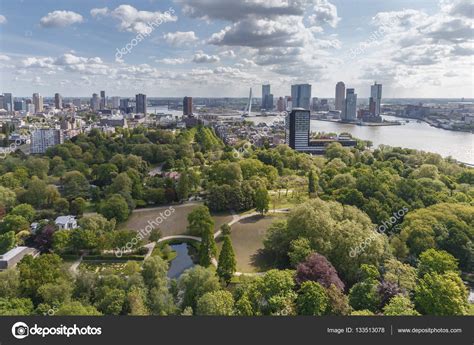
[135,94,147,114]
[286,109,311,151]
[3,93,13,112]
[14,100,26,111]
[0,95,4,111]
[335,82,345,113]
[30,129,64,154]
[291,84,311,110]
[54,93,62,109]
[277,97,286,112]
[370,82,382,116]
[183,96,193,116]
[262,84,273,110]
[111,97,120,109]
[33,93,43,113]
[100,91,106,110]
[343,88,357,121]
[91,93,100,111]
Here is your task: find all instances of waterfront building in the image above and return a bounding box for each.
[343,88,357,121]
[136,94,147,114]
[291,84,311,110]
[335,82,345,113]
[183,96,193,116]
[370,82,382,116]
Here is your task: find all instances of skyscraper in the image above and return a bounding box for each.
[343,88,357,121]
[277,97,286,112]
[136,94,147,114]
[54,93,62,109]
[370,82,382,116]
[286,109,310,151]
[335,82,345,112]
[262,84,273,110]
[183,96,193,116]
[100,91,106,109]
[111,97,121,109]
[91,93,100,111]
[33,93,43,113]
[291,84,311,110]
[3,93,12,113]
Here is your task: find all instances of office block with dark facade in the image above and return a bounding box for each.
[286,109,356,153]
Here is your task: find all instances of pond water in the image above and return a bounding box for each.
[167,243,195,279]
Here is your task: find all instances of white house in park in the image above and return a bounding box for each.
[54,215,78,230]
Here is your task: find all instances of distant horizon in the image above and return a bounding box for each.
[0,0,472,98]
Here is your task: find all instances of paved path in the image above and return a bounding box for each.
[69,254,83,275]
[154,209,290,276]
[143,242,156,260]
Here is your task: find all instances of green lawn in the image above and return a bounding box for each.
[120,204,233,238]
[218,215,278,273]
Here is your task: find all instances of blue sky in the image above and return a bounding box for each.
[0,0,472,98]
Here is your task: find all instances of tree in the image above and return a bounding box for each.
[38,279,73,305]
[255,187,270,215]
[141,256,175,315]
[199,224,218,267]
[417,249,459,277]
[95,287,126,315]
[0,215,29,234]
[414,271,469,315]
[176,171,190,201]
[70,197,87,216]
[10,204,35,222]
[52,230,71,254]
[56,301,101,316]
[187,205,214,236]
[0,297,34,315]
[149,228,162,242]
[220,223,231,236]
[288,238,313,267]
[295,253,345,291]
[100,194,130,222]
[0,231,16,254]
[62,171,90,200]
[0,186,16,210]
[217,235,236,284]
[126,286,149,315]
[177,266,221,311]
[383,295,420,316]
[196,290,235,316]
[264,199,387,285]
[325,284,350,315]
[349,267,381,313]
[296,281,329,316]
[17,254,67,301]
[0,269,20,298]
[308,170,317,195]
[383,258,417,292]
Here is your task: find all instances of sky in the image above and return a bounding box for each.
[0,0,472,98]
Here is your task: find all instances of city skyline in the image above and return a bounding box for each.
[0,0,472,98]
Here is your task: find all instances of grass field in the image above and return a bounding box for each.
[120,204,233,238]
[218,215,278,273]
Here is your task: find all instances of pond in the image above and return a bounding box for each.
[167,243,196,279]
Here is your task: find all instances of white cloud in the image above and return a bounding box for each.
[92,5,177,34]
[156,58,188,65]
[0,15,6,24]
[192,52,220,63]
[163,31,198,46]
[39,10,84,28]
[0,55,11,61]
[90,7,109,17]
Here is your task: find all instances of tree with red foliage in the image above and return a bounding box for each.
[296,253,345,291]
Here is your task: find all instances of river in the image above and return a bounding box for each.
[246,115,473,165]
